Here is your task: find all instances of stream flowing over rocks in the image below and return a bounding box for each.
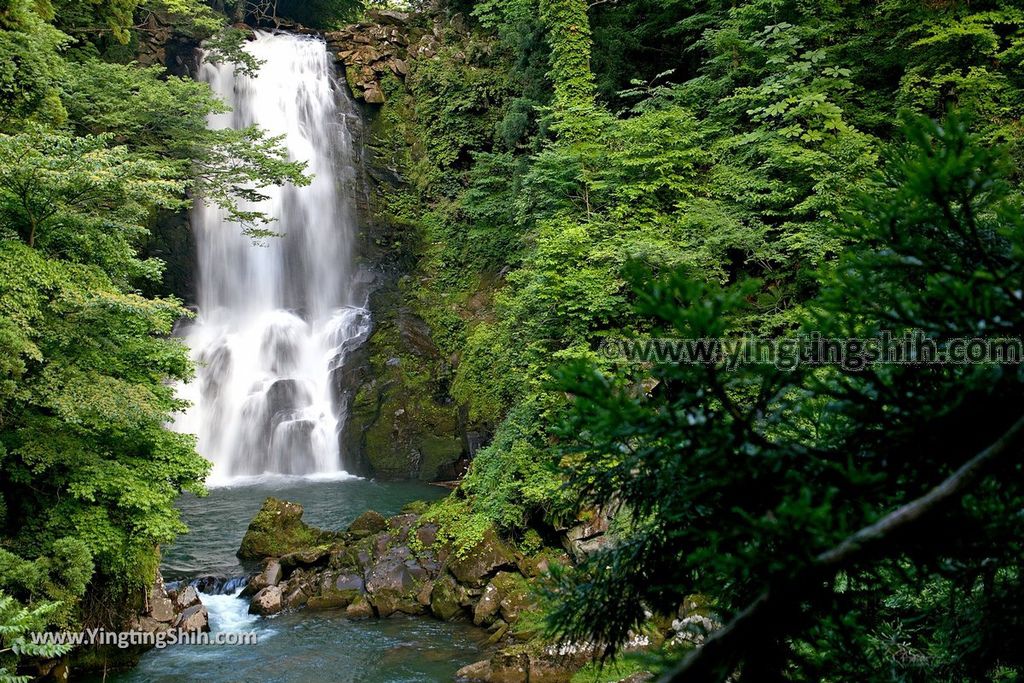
[233,498,716,682]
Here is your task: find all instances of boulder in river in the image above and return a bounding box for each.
[472,581,501,627]
[238,497,337,560]
[170,585,201,611]
[429,572,465,620]
[173,604,210,632]
[348,509,388,536]
[346,596,374,619]
[249,585,284,616]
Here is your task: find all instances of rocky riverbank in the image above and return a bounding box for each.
[237,499,543,638]
[234,498,715,682]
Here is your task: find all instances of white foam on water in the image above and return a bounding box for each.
[173,32,370,483]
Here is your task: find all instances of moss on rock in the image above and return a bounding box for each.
[237,498,337,560]
[343,296,466,481]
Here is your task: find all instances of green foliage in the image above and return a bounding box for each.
[0,592,73,683]
[0,128,182,282]
[0,239,208,581]
[200,26,263,77]
[348,18,1024,649]
[0,0,311,674]
[0,0,67,130]
[420,496,492,558]
[570,654,651,683]
[458,399,566,531]
[548,114,1024,679]
[539,0,597,139]
[52,0,225,44]
[0,541,92,628]
[274,0,361,28]
[57,58,309,235]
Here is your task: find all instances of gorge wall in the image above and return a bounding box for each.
[328,10,480,482]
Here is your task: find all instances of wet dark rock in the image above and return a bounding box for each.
[173,605,210,632]
[149,595,175,623]
[366,547,418,594]
[279,548,330,572]
[371,589,424,617]
[238,506,555,660]
[374,532,395,556]
[387,513,419,541]
[482,620,508,647]
[561,507,612,562]
[429,573,464,620]
[415,522,439,547]
[346,596,374,619]
[284,587,309,609]
[330,546,362,570]
[336,573,366,593]
[307,591,358,609]
[265,559,284,585]
[416,580,434,606]
[456,649,585,683]
[473,582,501,627]
[244,558,284,597]
[190,575,233,595]
[170,585,201,611]
[455,659,491,681]
[447,528,516,587]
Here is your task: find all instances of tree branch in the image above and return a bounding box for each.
[659,413,1024,682]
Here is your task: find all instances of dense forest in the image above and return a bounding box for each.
[2,0,1023,681]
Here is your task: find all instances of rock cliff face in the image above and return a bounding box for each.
[330,11,472,482]
[339,296,468,481]
[324,10,438,105]
[135,11,203,76]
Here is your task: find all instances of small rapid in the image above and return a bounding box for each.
[97,478,489,683]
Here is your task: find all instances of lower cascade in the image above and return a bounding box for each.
[174,31,368,483]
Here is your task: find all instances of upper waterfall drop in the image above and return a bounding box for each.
[175,31,370,484]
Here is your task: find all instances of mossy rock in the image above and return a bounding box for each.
[237,497,336,560]
[371,588,425,617]
[344,301,465,481]
[491,572,535,625]
[330,546,362,571]
[307,591,359,610]
[429,572,465,620]
[447,527,517,587]
[348,509,388,535]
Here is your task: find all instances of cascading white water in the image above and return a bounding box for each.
[175,32,370,484]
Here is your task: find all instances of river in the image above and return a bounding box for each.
[101,477,489,682]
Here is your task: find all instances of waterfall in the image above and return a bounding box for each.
[174,32,370,484]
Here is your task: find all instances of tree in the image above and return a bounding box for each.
[548,113,1024,680]
[58,56,309,236]
[0,128,181,281]
[0,0,308,670]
